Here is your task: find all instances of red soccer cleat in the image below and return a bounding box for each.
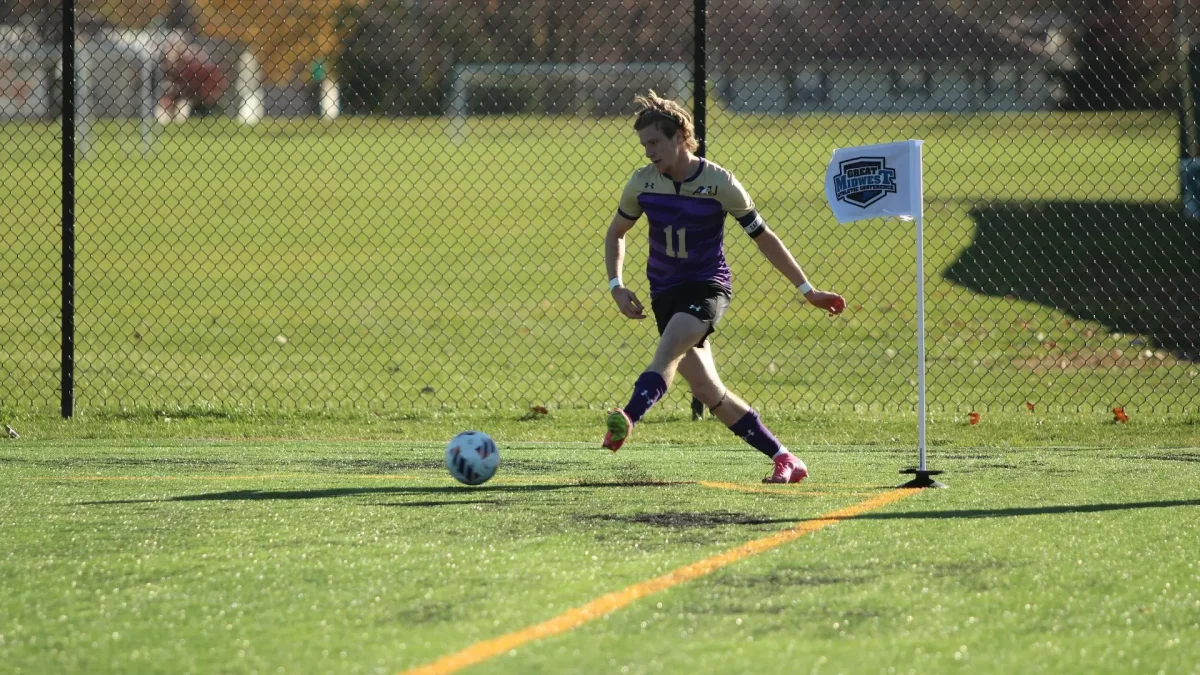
[763,451,808,484]
[601,408,633,452]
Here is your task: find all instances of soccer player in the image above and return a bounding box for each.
[602,91,846,484]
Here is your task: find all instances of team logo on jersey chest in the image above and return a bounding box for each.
[692,185,718,196]
[831,157,897,208]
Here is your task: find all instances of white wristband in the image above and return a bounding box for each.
[609,278,623,291]
[797,281,814,294]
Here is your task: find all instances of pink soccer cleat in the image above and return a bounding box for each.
[601,408,633,452]
[763,452,808,484]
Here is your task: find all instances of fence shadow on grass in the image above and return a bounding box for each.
[849,497,1200,521]
[944,201,1200,361]
[79,480,680,505]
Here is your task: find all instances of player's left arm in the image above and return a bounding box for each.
[720,173,845,316]
[750,225,845,316]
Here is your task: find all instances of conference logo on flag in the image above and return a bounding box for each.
[831,157,898,208]
[824,140,921,224]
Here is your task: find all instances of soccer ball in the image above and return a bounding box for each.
[444,431,500,485]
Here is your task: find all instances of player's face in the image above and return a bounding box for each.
[638,126,686,175]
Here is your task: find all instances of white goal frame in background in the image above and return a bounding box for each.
[76,31,161,158]
[446,62,691,141]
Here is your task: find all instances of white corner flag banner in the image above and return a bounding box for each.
[824,139,944,488]
[824,140,923,224]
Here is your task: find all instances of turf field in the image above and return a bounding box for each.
[3,110,1198,671]
[1,411,1198,674]
[3,112,1196,415]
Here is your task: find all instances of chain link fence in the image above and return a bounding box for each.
[3,0,1198,415]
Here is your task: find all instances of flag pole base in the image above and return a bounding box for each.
[898,468,947,489]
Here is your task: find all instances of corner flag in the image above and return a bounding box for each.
[824,140,923,223]
[823,140,945,488]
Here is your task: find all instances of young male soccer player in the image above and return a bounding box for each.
[602,91,846,484]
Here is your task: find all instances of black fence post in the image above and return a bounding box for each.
[693,0,706,159]
[691,0,707,421]
[61,0,76,418]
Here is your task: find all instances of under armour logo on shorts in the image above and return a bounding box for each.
[689,305,702,312]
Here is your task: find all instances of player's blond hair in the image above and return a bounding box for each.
[633,91,699,153]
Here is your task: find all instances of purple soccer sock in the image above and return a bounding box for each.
[623,371,668,423]
[728,410,784,458]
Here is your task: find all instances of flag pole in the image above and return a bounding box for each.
[917,199,927,470]
[900,141,946,488]
[821,139,945,487]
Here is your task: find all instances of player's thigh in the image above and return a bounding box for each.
[649,313,711,369]
[676,344,726,403]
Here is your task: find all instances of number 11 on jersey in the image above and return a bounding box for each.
[664,226,688,259]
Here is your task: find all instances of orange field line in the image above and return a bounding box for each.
[400,487,920,675]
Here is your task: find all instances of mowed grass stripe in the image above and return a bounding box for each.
[697,480,877,496]
[24,473,418,481]
[400,487,919,675]
[25,474,877,495]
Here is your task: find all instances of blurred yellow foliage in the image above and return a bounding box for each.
[195,0,367,82]
[83,0,170,28]
[83,0,368,83]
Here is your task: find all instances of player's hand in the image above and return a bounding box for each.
[611,287,646,320]
[804,289,846,317]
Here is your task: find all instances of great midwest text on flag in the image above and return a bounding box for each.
[833,164,897,202]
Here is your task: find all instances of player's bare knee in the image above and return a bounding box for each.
[662,314,709,344]
[691,381,725,408]
[648,351,686,376]
[652,337,703,371]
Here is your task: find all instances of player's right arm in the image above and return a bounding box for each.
[605,174,647,320]
[605,213,645,320]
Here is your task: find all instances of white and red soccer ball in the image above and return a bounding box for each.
[444,431,500,485]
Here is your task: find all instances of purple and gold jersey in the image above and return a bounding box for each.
[617,159,766,297]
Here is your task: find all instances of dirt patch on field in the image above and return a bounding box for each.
[305,457,578,475]
[1135,451,1200,463]
[304,458,443,473]
[374,499,502,508]
[586,511,794,528]
[1011,347,1181,372]
[713,569,871,589]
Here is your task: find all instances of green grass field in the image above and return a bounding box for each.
[4,112,1197,416]
[1,411,1198,674]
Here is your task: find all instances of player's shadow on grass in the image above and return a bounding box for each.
[847,497,1200,521]
[79,481,677,505]
[945,201,1200,360]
